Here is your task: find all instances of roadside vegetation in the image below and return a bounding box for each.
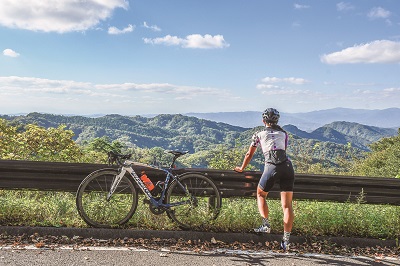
[1,190,399,239]
[0,119,399,240]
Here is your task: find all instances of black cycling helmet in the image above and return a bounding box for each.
[262,108,280,124]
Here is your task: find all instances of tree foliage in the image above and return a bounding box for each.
[207,145,250,170]
[350,129,400,178]
[0,119,85,162]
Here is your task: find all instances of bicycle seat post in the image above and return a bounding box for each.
[170,155,178,169]
[166,150,188,168]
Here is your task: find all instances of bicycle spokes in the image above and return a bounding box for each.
[165,173,221,230]
[76,169,138,228]
[107,170,126,201]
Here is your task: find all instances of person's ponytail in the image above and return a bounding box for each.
[270,123,286,133]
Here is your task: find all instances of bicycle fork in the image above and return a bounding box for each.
[107,168,127,201]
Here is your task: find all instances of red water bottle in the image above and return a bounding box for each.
[140,171,155,191]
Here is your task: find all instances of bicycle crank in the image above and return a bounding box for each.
[149,203,166,215]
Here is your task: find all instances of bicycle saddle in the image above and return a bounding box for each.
[166,150,189,156]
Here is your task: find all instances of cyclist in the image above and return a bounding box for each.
[234,108,295,251]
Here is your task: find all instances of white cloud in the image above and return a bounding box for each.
[143,34,230,49]
[346,82,377,87]
[0,76,231,100]
[143,35,182,46]
[260,77,310,85]
[292,22,301,27]
[0,75,242,114]
[143,21,161,32]
[256,84,280,90]
[256,80,400,111]
[3,48,20,57]
[256,77,310,98]
[368,7,391,19]
[261,89,308,96]
[1,76,398,114]
[336,2,355,12]
[108,24,135,35]
[184,34,229,49]
[354,87,400,102]
[321,40,400,64]
[294,4,310,9]
[0,76,92,94]
[0,0,129,33]
[97,82,230,98]
[383,87,400,92]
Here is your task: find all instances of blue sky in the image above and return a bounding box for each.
[1,0,399,116]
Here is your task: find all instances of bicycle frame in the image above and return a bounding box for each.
[108,160,191,209]
[77,150,221,229]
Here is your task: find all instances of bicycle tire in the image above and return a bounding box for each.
[76,169,138,228]
[165,173,221,230]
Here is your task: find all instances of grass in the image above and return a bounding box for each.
[0,190,399,240]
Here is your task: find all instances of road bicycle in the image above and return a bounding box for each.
[76,150,221,230]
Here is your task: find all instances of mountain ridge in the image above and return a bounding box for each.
[283,122,397,150]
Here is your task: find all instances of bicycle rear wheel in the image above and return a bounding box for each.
[76,169,138,228]
[165,173,221,230]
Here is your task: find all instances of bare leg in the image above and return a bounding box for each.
[280,191,294,232]
[257,186,269,218]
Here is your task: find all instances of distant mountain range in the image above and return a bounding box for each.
[1,110,398,152]
[5,107,399,132]
[186,107,400,132]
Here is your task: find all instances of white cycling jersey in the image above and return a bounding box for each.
[251,126,288,163]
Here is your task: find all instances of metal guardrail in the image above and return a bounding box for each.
[0,159,399,205]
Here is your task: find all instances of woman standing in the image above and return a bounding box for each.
[234,108,295,251]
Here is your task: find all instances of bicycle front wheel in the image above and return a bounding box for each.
[76,169,138,228]
[165,173,221,230]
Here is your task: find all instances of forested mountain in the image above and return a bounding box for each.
[283,122,397,150]
[1,112,247,152]
[1,112,397,168]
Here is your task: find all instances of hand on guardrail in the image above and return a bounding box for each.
[234,166,243,173]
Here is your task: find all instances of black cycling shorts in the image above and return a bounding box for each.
[258,160,295,192]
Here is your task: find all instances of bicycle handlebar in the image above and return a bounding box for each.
[107,151,131,166]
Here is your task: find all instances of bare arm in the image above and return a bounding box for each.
[234,145,257,173]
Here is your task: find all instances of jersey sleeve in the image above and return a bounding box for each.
[250,132,260,147]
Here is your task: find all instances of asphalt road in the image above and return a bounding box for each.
[1,246,399,266]
[0,226,399,266]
